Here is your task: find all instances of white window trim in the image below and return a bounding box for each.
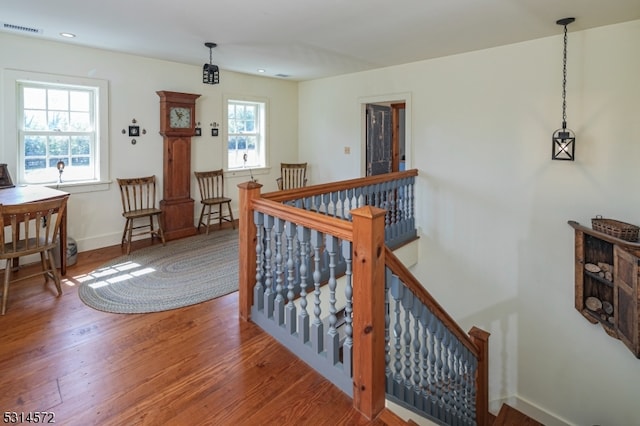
[2,69,110,194]
[223,93,270,173]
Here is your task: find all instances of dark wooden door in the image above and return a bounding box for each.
[614,246,639,356]
[366,104,392,176]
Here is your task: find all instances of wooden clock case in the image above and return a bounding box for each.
[156,91,201,240]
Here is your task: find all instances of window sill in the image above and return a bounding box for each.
[43,180,112,194]
[226,167,272,179]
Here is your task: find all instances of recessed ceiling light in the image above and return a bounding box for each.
[60,32,76,38]
[257,69,265,73]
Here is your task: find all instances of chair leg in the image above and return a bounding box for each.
[148,216,155,239]
[205,204,212,235]
[156,216,166,246]
[197,204,206,233]
[121,218,130,248]
[45,249,62,296]
[227,202,235,229]
[2,260,11,315]
[39,252,50,284]
[126,218,134,255]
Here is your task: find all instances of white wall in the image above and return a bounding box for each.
[298,20,640,426]
[3,20,640,425]
[0,32,298,251]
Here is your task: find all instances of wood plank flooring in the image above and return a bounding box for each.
[0,238,387,426]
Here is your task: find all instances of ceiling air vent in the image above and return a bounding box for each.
[275,74,290,78]
[1,22,43,35]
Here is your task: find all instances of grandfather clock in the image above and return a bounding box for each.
[157,90,200,240]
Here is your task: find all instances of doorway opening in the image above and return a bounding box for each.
[362,94,410,177]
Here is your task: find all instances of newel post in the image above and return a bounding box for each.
[469,326,490,426]
[350,205,387,419]
[237,180,262,321]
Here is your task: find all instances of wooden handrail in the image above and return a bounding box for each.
[252,198,353,241]
[384,246,480,355]
[263,169,419,202]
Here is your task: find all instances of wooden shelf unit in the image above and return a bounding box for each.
[569,220,640,357]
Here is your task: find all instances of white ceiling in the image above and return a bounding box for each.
[2,0,639,81]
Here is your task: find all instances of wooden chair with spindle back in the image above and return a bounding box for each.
[276,162,307,190]
[194,169,235,234]
[0,196,68,315]
[117,175,165,255]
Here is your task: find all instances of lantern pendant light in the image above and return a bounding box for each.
[203,42,220,85]
[552,17,576,161]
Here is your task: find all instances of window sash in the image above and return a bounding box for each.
[18,82,98,184]
[227,99,266,170]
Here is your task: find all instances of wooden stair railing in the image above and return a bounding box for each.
[264,169,419,250]
[385,247,490,426]
[238,175,491,425]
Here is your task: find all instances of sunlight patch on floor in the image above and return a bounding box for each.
[68,261,156,289]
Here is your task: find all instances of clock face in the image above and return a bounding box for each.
[169,107,191,128]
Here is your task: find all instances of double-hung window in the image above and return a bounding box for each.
[3,69,109,190]
[19,83,96,184]
[226,97,267,170]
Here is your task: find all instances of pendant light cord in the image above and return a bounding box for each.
[561,23,568,129]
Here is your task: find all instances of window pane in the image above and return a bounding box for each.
[49,136,70,156]
[246,136,256,149]
[72,157,91,167]
[23,87,46,109]
[71,136,91,155]
[49,157,69,168]
[25,136,46,156]
[24,110,47,130]
[48,111,69,131]
[70,91,90,112]
[48,89,68,110]
[70,112,91,131]
[24,158,46,171]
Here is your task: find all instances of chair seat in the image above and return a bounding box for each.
[1,238,58,258]
[122,208,163,220]
[201,196,232,205]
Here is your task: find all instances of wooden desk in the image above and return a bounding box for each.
[0,185,70,275]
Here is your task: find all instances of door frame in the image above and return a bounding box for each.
[359,92,412,177]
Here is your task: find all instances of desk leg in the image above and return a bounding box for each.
[60,207,67,276]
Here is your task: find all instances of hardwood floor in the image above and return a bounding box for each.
[0,238,387,426]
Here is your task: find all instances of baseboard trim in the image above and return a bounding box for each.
[72,219,240,254]
[490,395,575,426]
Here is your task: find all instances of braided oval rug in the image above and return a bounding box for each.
[78,228,238,314]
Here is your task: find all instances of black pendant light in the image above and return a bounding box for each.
[203,42,220,85]
[552,17,576,161]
